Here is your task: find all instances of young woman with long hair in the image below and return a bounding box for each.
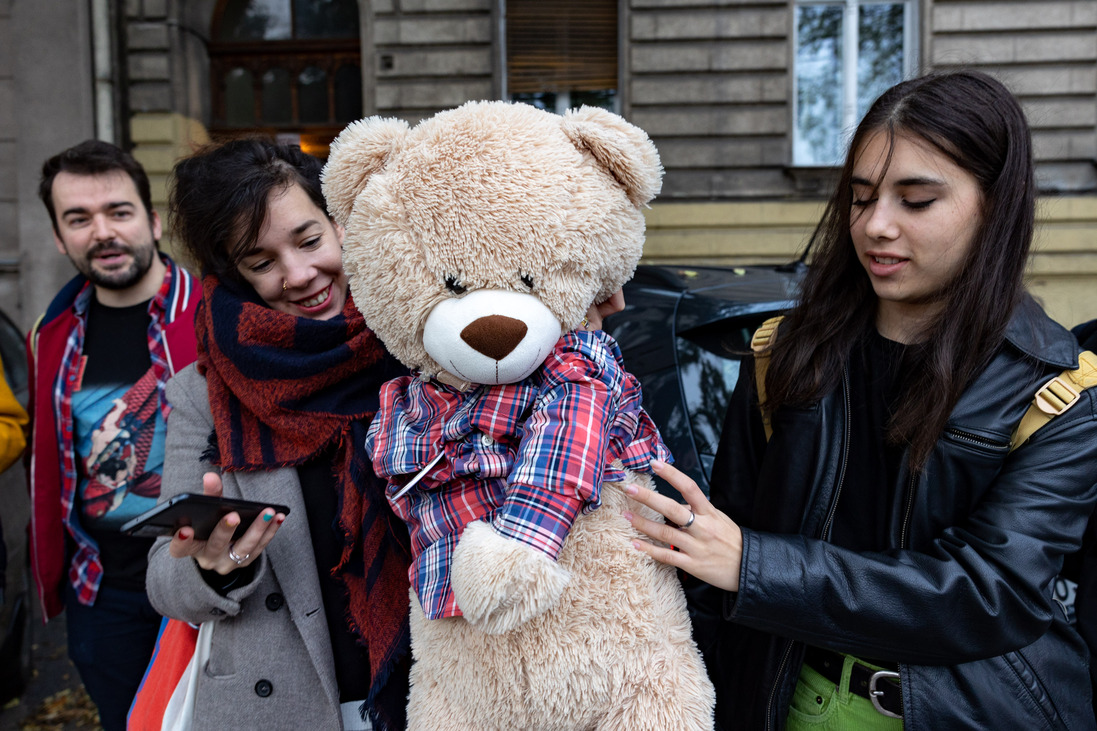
[625,70,1097,729]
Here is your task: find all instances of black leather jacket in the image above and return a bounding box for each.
[695,296,1097,730]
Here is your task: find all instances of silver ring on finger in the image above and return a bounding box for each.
[228,545,250,565]
[679,510,696,530]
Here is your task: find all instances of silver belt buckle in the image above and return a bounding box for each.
[869,669,902,719]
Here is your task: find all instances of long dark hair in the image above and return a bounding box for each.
[168,137,327,282]
[765,70,1036,469]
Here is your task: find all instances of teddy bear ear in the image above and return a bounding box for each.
[321,116,411,225]
[560,106,663,207]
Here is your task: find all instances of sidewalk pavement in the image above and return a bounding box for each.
[0,599,101,731]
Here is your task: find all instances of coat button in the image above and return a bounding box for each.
[265,593,284,611]
[255,680,273,697]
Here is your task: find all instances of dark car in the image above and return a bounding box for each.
[604,263,803,496]
[0,307,30,704]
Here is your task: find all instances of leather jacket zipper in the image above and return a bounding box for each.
[894,451,919,717]
[944,427,1011,451]
[900,472,916,549]
[765,640,794,730]
[820,369,852,541]
[765,369,852,729]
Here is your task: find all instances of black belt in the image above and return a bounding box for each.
[803,646,903,718]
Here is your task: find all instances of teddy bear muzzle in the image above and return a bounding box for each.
[423,289,562,385]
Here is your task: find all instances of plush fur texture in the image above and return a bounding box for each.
[407,481,714,731]
[450,519,571,634]
[323,101,662,379]
[324,101,714,730]
[423,289,562,385]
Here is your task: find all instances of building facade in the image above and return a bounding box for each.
[2,0,1095,328]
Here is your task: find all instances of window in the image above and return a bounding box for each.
[793,0,917,166]
[504,0,618,114]
[209,0,362,158]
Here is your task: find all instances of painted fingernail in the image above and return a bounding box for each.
[224,516,239,527]
[276,514,286,524]
[625,484,638,495]
[263,511,273,522]
[622,511,633,521]
[631,541,642,550]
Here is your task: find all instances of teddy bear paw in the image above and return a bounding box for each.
[451,520,570,634]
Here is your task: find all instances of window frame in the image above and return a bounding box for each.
[499,0,621,115]
[207,0,362,157]
[790,0,919,168]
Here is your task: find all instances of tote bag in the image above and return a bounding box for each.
[128,618,213,730]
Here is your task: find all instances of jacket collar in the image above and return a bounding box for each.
[1002,294,1078,370]
[40,253,191,327]
[41,273,88,327]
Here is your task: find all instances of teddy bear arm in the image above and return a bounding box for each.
[450,519,571,635]
[450,480,587,634]
[508,343,627,506]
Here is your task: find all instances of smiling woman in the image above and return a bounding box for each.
[142,138,413,730]
[233,183,348,319]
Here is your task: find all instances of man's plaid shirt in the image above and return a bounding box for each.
[56,256,195,606]
[366,329,671,619]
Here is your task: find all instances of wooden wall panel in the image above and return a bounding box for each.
[932,0,1097,192]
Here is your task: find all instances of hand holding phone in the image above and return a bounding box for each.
[122,493,291,541]
[147,472,289,575]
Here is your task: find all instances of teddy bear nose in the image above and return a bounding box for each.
[461,315,528,361]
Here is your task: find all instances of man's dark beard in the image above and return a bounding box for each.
[82,239,157,291]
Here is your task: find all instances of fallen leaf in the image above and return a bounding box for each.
[18,686,101,730]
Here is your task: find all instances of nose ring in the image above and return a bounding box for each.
[282,279,287,293]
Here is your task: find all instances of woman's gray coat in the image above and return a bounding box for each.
[146,364,346,730]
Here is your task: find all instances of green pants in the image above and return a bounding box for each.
[785,654,904,730]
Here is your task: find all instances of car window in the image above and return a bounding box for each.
[676,317,767,481]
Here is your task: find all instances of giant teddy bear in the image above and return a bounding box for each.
[322,100,714,730]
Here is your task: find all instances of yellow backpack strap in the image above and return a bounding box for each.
[751,316,784,442]
[29,312,44,359]
[1010,350,1097,452]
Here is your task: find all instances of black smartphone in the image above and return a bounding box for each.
[120,493,291,540]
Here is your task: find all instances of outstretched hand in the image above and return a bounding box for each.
[168,472,285,575]
[623,459,744,592]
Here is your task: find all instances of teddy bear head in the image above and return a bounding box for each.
[322,100,662,384]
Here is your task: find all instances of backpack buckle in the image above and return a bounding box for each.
[1034,376,1080,416]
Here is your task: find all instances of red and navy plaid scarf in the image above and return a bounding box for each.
[195,274,410,730]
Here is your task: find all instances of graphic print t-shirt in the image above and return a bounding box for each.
[71,297,161,589]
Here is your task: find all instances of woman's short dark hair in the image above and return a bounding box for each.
[39,139,155,234]
[169,137,327,282]
[766,70,1036,469]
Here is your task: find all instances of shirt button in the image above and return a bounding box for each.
[254,680,273,698]
[480,433,495,447]
[265,593,284,611]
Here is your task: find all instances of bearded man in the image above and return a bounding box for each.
[28,139,200,730]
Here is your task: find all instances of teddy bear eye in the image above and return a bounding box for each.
[520,273,534,290]
[444,276,467,295]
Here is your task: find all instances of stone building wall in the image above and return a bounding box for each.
[4,0,1096,329]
